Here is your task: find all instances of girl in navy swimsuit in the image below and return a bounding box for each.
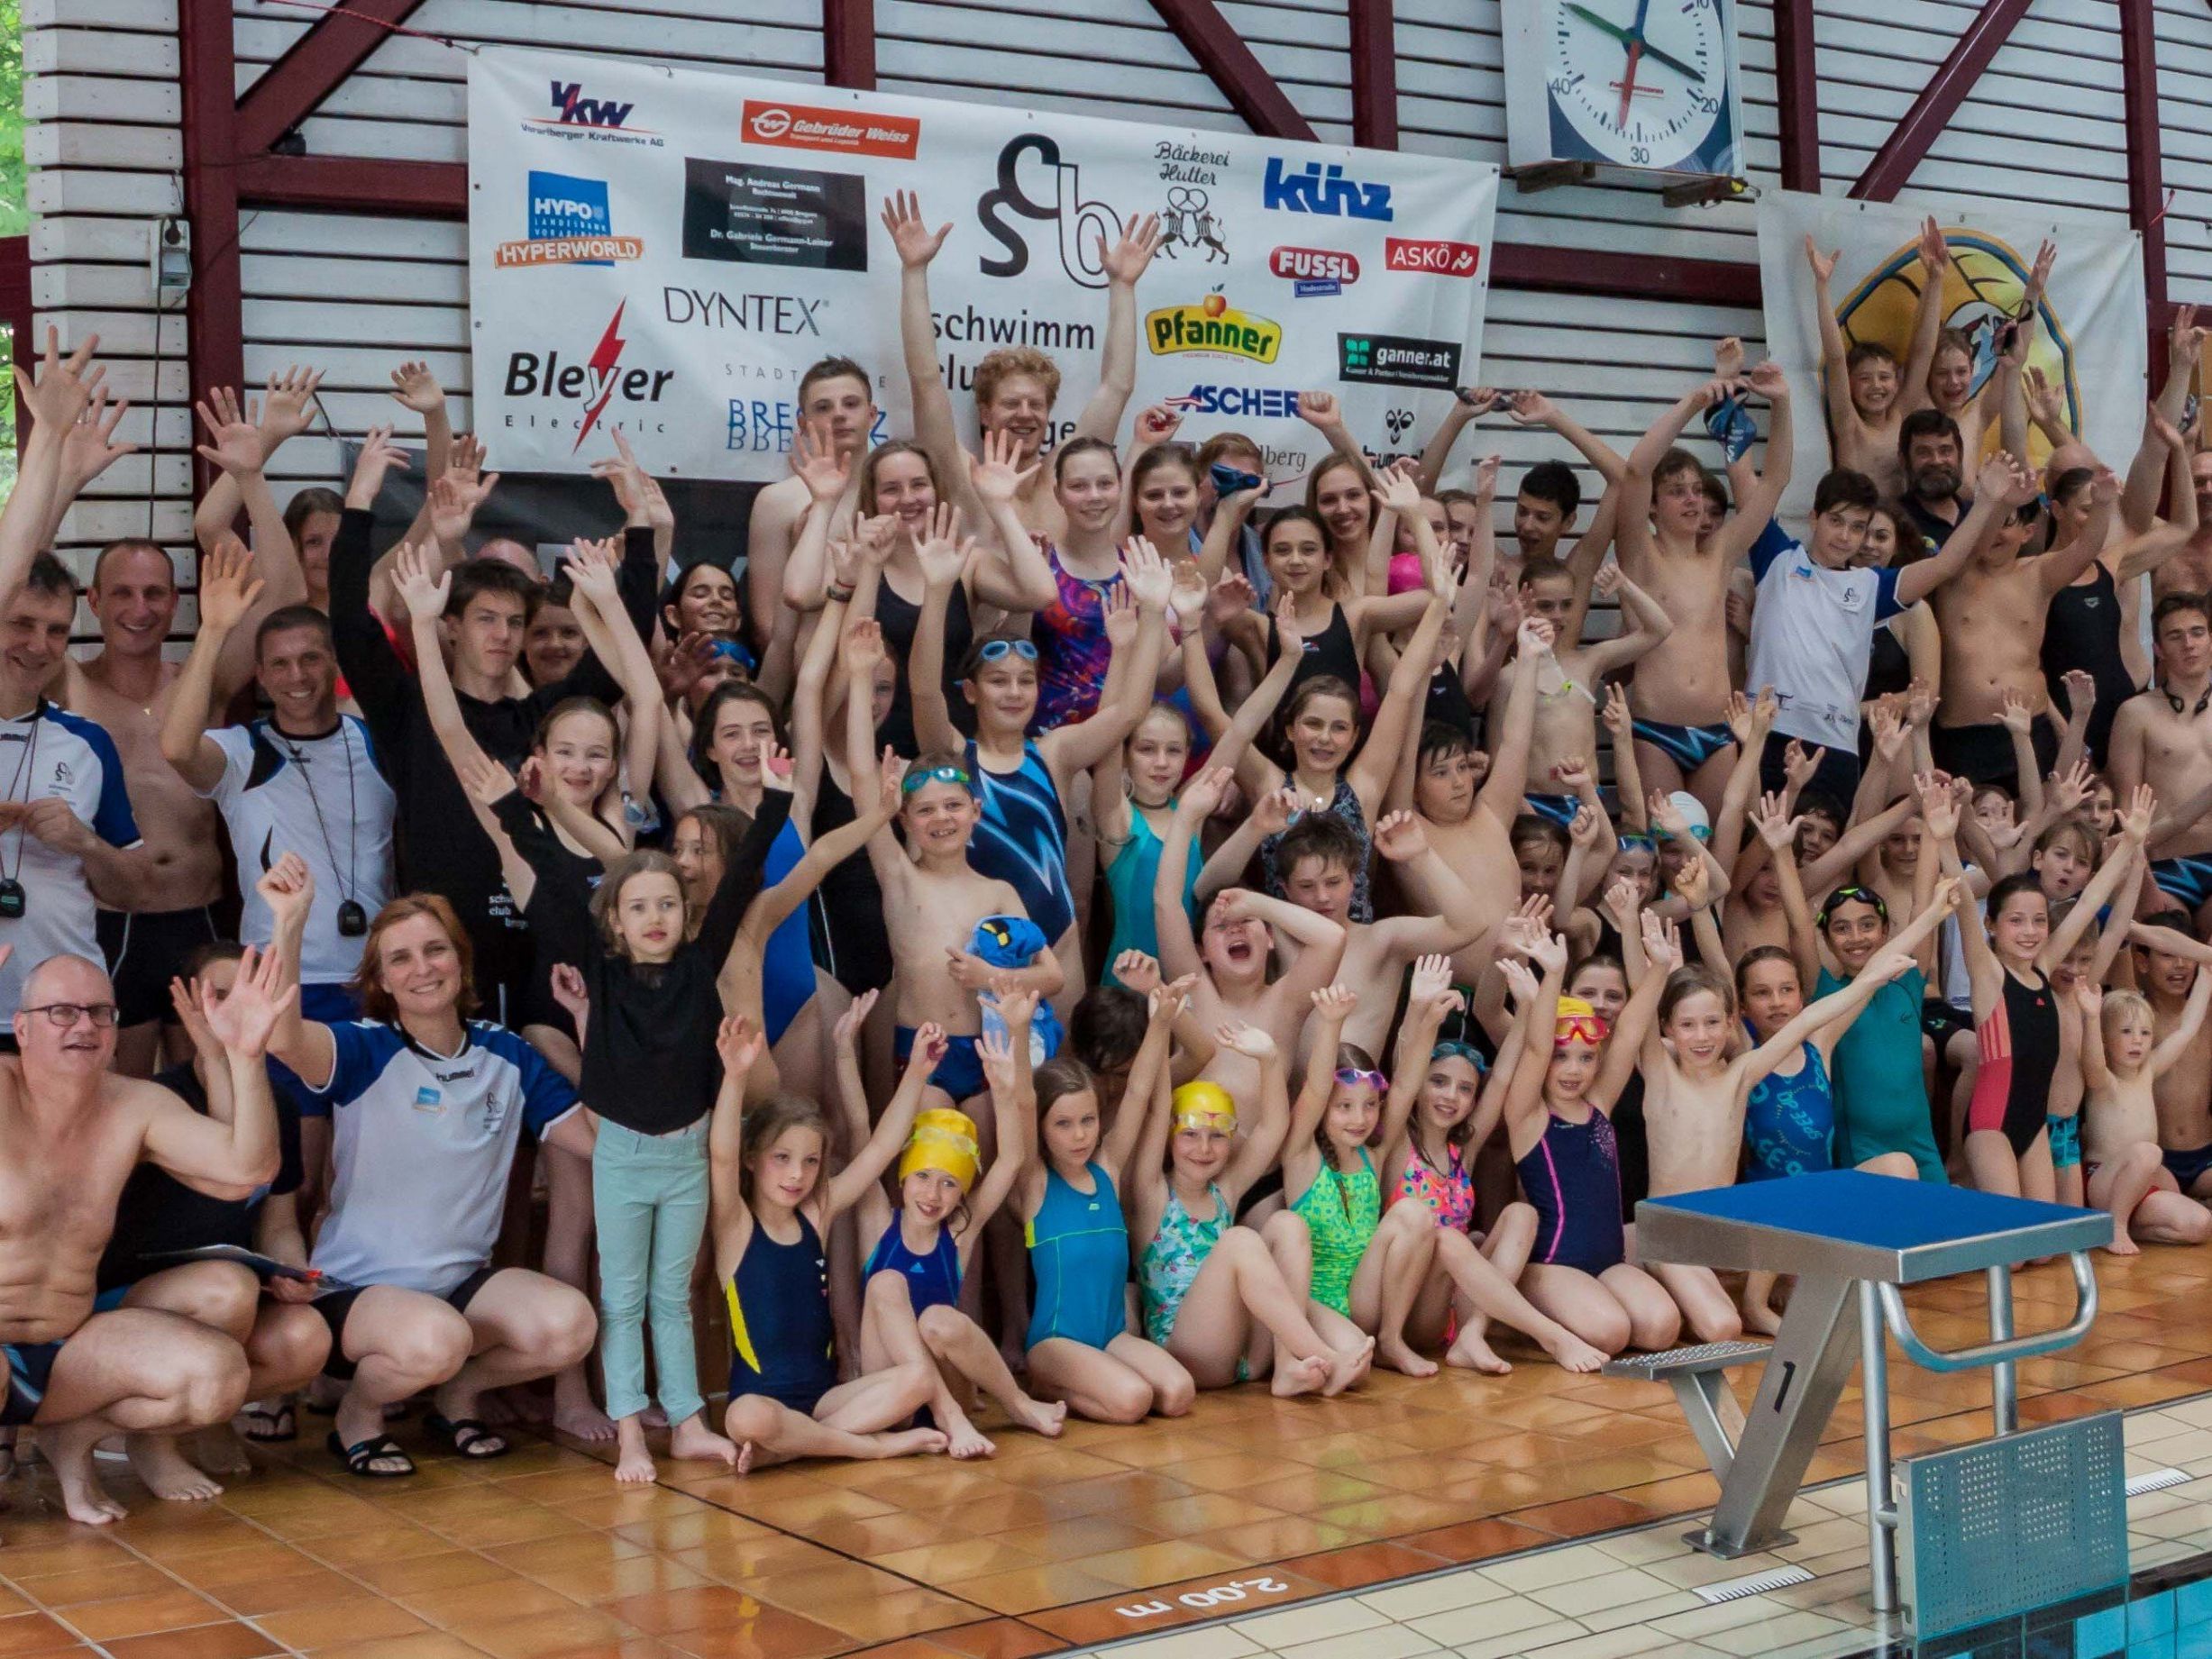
[1493,907,1679,1358]
[847,989,1067,1460]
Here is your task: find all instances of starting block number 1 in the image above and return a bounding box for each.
[1117,1577,1294,1620]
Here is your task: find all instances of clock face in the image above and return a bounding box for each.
[1547,0,1732,172]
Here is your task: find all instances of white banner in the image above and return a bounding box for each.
[466,50,1499,482]
[1756,189,2146,525]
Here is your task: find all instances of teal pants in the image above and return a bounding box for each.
[590,1117,709,1427]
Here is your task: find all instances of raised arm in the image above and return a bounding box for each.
[1416,388,1494,494]
[908,508,973,756]
[1154,767,1228,980]
[4,331,102,600]
[882,192,968,506]
[1220,1030,1293,1199]
[142,944,290,1190]
[1805,239,1860,454]
[821,1025,938,1224]
[1072,214,1161,443]
[1045,540,1174,774]
[967,433,1057,612]
[1897,218,1953,418]
[2043,786,2153,968]
[2153,966,2212,1077]
[1278,987,1357,1199]
[190,387,306,696]
[159,541,261,792]
[561,538,662,823]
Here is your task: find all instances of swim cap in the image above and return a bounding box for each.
[1554,996,1609,1048]
[1171,1080,1238,1134]
[899,1108,981,1189]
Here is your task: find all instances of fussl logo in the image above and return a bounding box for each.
[1269,247,1359,283]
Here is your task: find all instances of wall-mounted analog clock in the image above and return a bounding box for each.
[1503,0,1746,188]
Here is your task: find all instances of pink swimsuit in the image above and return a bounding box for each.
[1394,1140,1475,1231]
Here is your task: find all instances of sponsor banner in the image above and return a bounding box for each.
[469,49,1497,479]
[1756,190,2145,528]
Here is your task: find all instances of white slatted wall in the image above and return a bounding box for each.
[24,0,2212,619]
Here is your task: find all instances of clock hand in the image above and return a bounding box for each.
[1633,33,1704,80]
[1616,37,1643,129]
[1563,1,1634,45]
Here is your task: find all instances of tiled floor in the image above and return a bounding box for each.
[5,1244,2212,1657]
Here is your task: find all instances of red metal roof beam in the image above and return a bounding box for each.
[1847,0,2034,202]
[1144,0,1318,141]
[234,0,433,159]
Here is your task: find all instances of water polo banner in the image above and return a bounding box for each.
[1756,190,2145,529]
[466,49,1499,481]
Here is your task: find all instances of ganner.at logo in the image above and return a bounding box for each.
[1338,332,1462,390]
[1146,292,1282,362]
[1262,158,1392,221]
[503,302,675,452]
[493,171,644,269]
[540,79,648,132]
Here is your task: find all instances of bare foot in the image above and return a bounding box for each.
[1010,1396,1066,1437]
[667,1414,738,1470]
[2106,1233,2143,1257]
[871,1427,948,1458]
[735,1439,791,1474]
[1322,1336,1376,1396]
[1445,1330,1512,1374]
[125,1435,224,1501]
[189,1426,252,1477]
[1379,1337,1440,1378]
[942,1411,997,1460]
[1536,1327,1610,1373]
[47,1423,128,1526]
[1270,1353,1329,1398]
[1740,1298,1785,1336]
[642,1403,669,1430]
[553,1399,617,1442]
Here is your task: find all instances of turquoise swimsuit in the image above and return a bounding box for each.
[1025,1162,1131,1352]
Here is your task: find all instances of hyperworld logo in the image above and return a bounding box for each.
[493,171,644,269]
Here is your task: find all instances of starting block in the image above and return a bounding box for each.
[1628,1171,2113,1632]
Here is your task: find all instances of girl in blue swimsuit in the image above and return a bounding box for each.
[1012,986,1196,1422]
[1494,910,1679,1359]
[846,990,1068,1460]
[912,535,1178,1016]
[712,1016,944,1468]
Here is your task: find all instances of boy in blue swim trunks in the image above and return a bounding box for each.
[867,753,1066,1113]
[2113,595,2212,934]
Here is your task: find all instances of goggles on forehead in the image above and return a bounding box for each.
[1430,1041,1487,1074]
[1333,1067,1387,1092]
[975,638,1039,664]
[901,764,973,796]
[1816,883,1889,928]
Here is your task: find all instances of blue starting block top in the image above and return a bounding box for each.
[1634,1169,2112,1284]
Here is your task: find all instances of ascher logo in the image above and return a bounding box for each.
[503,303,674,452]
[1147,294,1281,363]
[494,171,644,269]
[540,79,650,132]
[742,99,920,160]
[1262,158,1392,222]
[1385,237,1482,278]
[1166,384,1303,420]
[1339,333,1462,390]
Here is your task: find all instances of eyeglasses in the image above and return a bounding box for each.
[1334,1067,1388,1091]
[18,1002,121,1029]
[901,765,973,796]
[1430,1041,1488,1074]
[975,639,1039,664]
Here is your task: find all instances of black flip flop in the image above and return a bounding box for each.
[241,1401,297,1443]
[325,1431,415,1478]
[423,1413,509,1460]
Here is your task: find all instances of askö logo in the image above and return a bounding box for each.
[1385,238,1481,278]
[502,303,675,453]
[1262,158,1392,222]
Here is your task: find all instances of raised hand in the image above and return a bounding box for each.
[548,963,590,1028]
[913,504,973,589]
[1169,562,1209,630]
[346,424,409,506]
[970,427,1041,505]
[2025,367,2067,432]
[1498,956,1540,1007]
[832,988,880,1053]
[193,387,264,477]
[988,973,1040,1031]
[1674,856,1713,911]
[1457,387,1502,417]
[843,616,888,680]
[718,1013,766,1079]
[1804,236,1839,286]
[1101,580,1140,651]
[1374,468,1421,515]
[1133,404,1183,448]
[1208,570,1258,629]
[880,190,950,269]
[1569,805,1609,853]
[1373,809,1430,862]
[58,383,137,494]
[1782,740,1824,794]
[1150,973,1198,1026]
[1516,615,1556,661]
[1745,360,1790,401]
[1507,388,1558,427]
[261,364,324,450]
[390,542,452,621]
[1121,535,1175,613]
[788,422,851,505]
[1295,389,1344,431]
[1100,212,1163,286]
[1641,910,1684,973]
[197,538,265,634]
[455,749,520,809]
[388,360,446,415]
[2061,669,2097,716]
[1918,215,1951,275]
[1750,792,1802,852]
[2119,784,2156,844]
[255,852,316,926]
[202,945,296,1062]
[17,327,105,433]
[1175,764,1233,822]
[1115,951,1163,995]
[1217,1023,1277,1061]
[1311,983,1359,1027]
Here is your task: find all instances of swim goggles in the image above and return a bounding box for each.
[901,764,973,795]
[1430,1040,1488,1074]
[1334,1067,1388,1091]
[975,638,1039,663]
[1816,882,1889,927]
[1616,832,1657,853]
[1553,996,1609,1048]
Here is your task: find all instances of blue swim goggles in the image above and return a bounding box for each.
[901,764,973,795]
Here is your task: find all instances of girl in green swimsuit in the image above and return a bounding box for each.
[1125,1007,1374,1398]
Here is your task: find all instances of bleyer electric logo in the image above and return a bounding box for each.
[1339,333,1462,390]
[494,172,644,269]
[533,79,654,134]
[1385,238,1482,278]
[1268,246,1358,298]
[502,303,674,452]
[1146,292,1282,363]
[742,99,920,160]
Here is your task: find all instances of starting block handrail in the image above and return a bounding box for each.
[1874,1252,2098,1374]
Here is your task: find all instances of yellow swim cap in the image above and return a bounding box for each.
[899,1108,981,1189]
[1172,1080,1238,1134]
[1554,996,1608,1047]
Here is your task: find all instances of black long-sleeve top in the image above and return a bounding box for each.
[496,788,791,1135]
[329,510,659,932]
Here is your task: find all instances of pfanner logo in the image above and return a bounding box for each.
[544,79,640,131]
[494,171,644,269]
[502,303,675,452]
[1262,158,1392,221]
[1147,292,1281,362]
